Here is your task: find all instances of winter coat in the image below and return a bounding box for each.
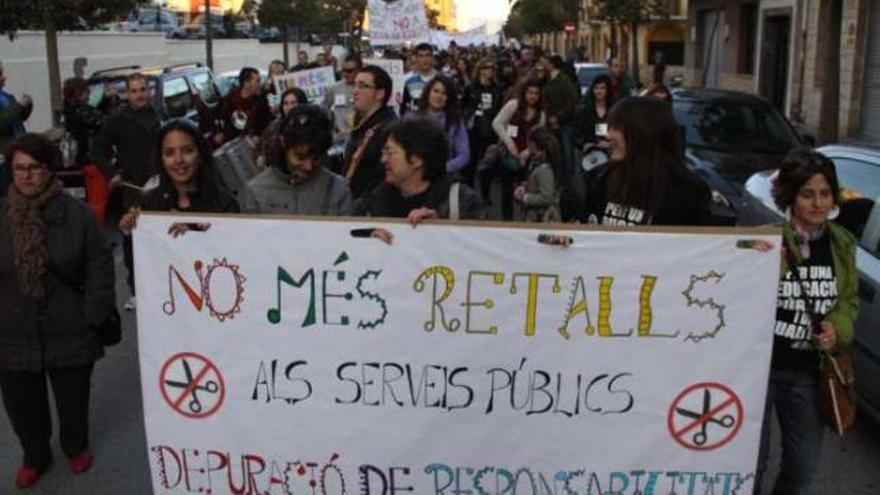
[63,100,106,167]
[0,193,115,372]
[0,89,31,153]
[91,104,160,186]
[781,221,859,349]
[343,106,397,199]
[523,162,559,222]
[244,166,352,216]
[354,175,486,220]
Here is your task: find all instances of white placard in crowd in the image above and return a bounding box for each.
[430,24,497,48]
[274,66,337,104]
[368,0,430,46]
[364,57,405,110]
[134,214,781,495]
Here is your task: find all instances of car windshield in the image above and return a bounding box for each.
[674,99,800,154]
[577,68,606,91]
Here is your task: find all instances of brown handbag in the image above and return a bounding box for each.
[818,350,857,436]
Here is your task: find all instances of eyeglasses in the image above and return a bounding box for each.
[355,82,376,90]
[11,162,47,176]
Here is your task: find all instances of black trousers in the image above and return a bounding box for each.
[0,363,94,468]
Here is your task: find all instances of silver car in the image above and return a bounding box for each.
[741,144,880,422]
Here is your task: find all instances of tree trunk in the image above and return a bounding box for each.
[205,0,214,70]
[610,23,618,62]
[44,15,61,126]
[295,25,301,64]
[630,21,640,88]
[282,25,290,68]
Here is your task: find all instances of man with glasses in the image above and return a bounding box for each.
[323,55,363,146]
[401,43,437,116]
[343,65,397,199]
[244,105,352,216]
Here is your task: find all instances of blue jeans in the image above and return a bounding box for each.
[755,367,824,495]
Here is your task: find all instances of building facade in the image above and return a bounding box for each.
[685,0,875,144]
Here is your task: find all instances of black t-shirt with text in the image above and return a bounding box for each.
[772,235,837,370]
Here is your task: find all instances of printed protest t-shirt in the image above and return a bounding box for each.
[772,236,837,370]
[600,202,650,226]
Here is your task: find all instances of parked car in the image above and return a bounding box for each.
[574,62,607,97]
[167,24,227,40]
[121,6,179,33]
[741,144,880,422]
[57,63,222,203]
[87,63,221,123]
[671,88,809,224]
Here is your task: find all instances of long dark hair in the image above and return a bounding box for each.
[418,75,462,134]
[153,119,225,203]
[589,74,615,111]
[606,97,687,218]
[280,87,308,118]
[514,79,543,126]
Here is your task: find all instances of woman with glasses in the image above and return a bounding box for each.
[0,133,116,488]
[462,58,504,187]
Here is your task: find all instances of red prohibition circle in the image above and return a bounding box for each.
[667,382,744,451]
[159,352,226,419]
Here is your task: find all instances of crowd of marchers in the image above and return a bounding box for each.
[0,41,860,495]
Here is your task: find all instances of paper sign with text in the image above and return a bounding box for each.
[274,66,337,104]
[134,214,780,495]
[368,0,430,46]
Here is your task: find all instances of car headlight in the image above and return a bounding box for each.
[711,189,732,209]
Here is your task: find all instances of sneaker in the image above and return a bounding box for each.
[124,296,136,311]
[68,451,93,474]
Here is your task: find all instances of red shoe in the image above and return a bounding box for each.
[15,464,46,489]
[67,451,93,474]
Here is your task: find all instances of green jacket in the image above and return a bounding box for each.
[781,221,859,348]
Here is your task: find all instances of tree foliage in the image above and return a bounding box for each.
[594,0,669,25]
[257,0,365,36]
[504,0,579,37]
[0,0,145,34]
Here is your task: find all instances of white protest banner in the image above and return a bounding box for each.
[368,0,429,46]
[364,58,405,109]
[134,214,781,495]
[430,24,497,48]
[274,66,337,104]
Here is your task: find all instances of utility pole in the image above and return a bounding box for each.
[205,0,214,70]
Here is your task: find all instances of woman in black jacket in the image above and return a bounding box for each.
[119,119,239,237]
[0,133,116,488]
[462,58,504,187]
[579,97,711,226]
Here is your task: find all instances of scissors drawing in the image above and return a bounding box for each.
[164,358,219,414]
[675,389,735,446]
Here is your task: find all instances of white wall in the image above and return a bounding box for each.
[0,31,344,132]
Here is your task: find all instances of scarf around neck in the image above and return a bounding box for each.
[5,179,63,297]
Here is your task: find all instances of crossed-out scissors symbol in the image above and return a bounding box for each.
[164,358,220,414]
[675,389,736,446]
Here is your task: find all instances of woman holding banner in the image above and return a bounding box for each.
[119,119,239,237]
[578,97,711,226]
[755,148,859,495]
[355,117,484,224]
[0,133,116,488]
